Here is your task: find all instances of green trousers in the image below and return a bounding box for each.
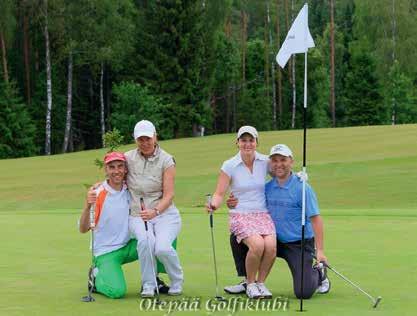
[94,238,177,299]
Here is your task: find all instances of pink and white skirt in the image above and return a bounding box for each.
[229,212,276,243]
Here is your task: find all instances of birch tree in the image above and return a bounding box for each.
[275,0,283,128]
[62,51,73,152]
[44,0,52,155]
[266,1,277,129]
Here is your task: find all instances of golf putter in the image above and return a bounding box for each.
[140,198,162,305]
[323,262,382,308]
[206,194,227,302]
[81,203,96,302]
[312,253,382,309]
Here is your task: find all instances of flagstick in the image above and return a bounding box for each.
[300,50,308,312]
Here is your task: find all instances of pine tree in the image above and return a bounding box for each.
[0,82,38,158]
[135,0,225,137]
[344,51,387,126]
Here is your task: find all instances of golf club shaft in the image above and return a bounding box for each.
[140,198,160,298]
[210,215,220,297]
[207,194,220,297]
[325,263,377,303]
[90,204,95,263]
[82,203,96,302]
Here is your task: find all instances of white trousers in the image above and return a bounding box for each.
[129,208,183,288]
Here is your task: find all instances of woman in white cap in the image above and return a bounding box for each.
[125,120,183,297]
[208,126,276,299]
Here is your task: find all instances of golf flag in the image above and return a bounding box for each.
[276,3,315,68]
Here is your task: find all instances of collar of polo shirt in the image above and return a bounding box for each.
[230,151,268,168]
[273,172,295,189]
[138,144,161,161]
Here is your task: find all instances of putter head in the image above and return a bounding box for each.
[81,295,95,302]
[373,296,382,308]
[215,295,227,302]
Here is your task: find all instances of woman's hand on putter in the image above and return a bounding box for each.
[206,202,217,213]
[140,208,157,221]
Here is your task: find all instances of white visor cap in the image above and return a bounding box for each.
[237,125,258,140]
[269,144,293,158]
[133,120,156,139]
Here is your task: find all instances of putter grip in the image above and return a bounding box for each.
[140,197,148,231]
[206,194,214,228]
[89,204,95,228]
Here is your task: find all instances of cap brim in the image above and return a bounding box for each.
[105,157,126,164]
[269,151,292,157]
[134,132,154,139]
[237,132,257,139]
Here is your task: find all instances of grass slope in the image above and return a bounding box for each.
[0,124,416,213]
[0,124,416,315]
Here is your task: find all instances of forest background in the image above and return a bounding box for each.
[1,0,416,158]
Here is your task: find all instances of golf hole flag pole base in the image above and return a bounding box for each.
[276,3,315,312]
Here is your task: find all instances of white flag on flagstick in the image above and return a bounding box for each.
[276,3,315,68]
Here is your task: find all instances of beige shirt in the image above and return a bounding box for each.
[125,146,176,216]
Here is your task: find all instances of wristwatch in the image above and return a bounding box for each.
[153,208,161,216]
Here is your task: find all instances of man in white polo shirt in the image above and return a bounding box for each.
[79,152,134,298]
[79,152,169,298]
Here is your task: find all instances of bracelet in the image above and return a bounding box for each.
[153,208,161,216]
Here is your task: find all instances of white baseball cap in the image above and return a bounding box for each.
[133,120,156,139]
[237,126,258,139]
[269,144,293,158]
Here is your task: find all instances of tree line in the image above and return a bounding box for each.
[0,0,416,159]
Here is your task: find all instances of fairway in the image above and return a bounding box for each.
[1,125,416,316]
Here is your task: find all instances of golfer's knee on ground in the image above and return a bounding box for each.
[109,287,126,299]
[102,283,126,299]
[294,281,315,299]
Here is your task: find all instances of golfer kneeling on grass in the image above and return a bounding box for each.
[126,120,184,297]
[225,144,331,299]
[79,152,168,299]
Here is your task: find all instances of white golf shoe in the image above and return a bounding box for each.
[315,262,331,294]
[246,282,262,299]
[168,281,183,296]
[141,285,155,298]
[256,282,272,299]
[224,279,247,294]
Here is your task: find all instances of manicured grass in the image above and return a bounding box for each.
[1,210,416,315]
[0,124,416,315]
[0,124,416,212]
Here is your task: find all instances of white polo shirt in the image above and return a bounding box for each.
[93,181,131,257]
[221,152,269,214]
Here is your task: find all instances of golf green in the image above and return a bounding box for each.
[0,124,416,315]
